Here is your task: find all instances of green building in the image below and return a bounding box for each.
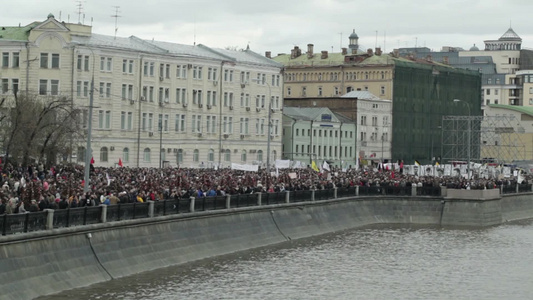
[282,107,357,168]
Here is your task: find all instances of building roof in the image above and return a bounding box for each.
[488,104,533,117]
[341,91,382,100]
[283,107,352,123]
[0,22,37,41]
[499,28,521,41]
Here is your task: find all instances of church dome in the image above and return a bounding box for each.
[469,44,479,51]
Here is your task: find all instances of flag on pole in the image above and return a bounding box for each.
[435,161,440,166]
[90,157,95,164]
[322,160,330,171]
[311,161,320,172]
[414,160,421,166]
[118,158,123,167]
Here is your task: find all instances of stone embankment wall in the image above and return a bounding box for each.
[1,192,532,300]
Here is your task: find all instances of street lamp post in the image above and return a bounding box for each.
[159,119,163,169]
[453,99,471,180]
[83,75,94,193]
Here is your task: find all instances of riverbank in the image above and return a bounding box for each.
[1,192,532,300]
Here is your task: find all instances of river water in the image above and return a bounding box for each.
[38,220,533,300]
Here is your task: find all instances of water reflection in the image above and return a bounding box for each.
[38,220,533,300]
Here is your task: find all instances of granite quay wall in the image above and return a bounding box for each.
[1,187,533,300]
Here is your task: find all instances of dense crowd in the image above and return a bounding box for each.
[0,162,530,214]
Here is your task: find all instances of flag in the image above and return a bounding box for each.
[90,157,95,164]
[322,161,330,171]
[118,158,123,167]
[414,160,421,166]
[435,161,440,166]
[311,161,319,172]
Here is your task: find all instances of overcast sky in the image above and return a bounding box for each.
[4,0,533,56]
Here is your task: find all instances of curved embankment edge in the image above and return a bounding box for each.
[0,193,531,300]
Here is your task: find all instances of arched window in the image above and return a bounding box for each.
[123,148,129,163]
[224,149,231,162]
[100,147,108,162]
[143,148,151,162]
[241,150,247,162]
[208,149,215,162]
[257,150,263,162]
[193,149,199,162]
[177,149,183,163]
[77,146,85,162]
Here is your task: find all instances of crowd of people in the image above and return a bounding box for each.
[0,162,529,215]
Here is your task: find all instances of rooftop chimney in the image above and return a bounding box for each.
[375,47,382,56]
[342,48,347,55]
[393,49,399,58]
[265,51,271,59]
[426,54,432,62]
[307,44,314,58]
[367,48,373,56]
[321,50,328,59]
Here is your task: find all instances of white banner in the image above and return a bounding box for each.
[275,159,291,169]
[231,163,259,172]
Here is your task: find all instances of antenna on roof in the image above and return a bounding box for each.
[111,6,121,39]
[339,32,342,51]
[375,30,378,49]
[59,11,62,21]
[383,31,386,53]
[193,13,196,46]
[75,0,85,24]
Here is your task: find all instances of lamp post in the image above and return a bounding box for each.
[453,99,471,180]
[159,118,163,169]
[83,75,94,193]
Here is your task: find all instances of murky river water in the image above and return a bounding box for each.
[38,220,533,300]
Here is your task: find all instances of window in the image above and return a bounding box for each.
[12,79,18,95]
[100,147,108,162]
[77,147,86,162]
[257,150,263,162]
[98,110,111,129]
[122,59,134,74]
[241,150,247,162]
[372,116,378,126]
[177,149,183,163]
[100,57,113,72]
[176,88,187,104]
[51,54,60,68]
[40,53,49,68]
[50,80,59,95]
[122,84,133,100]
[2,52,9,67]
[175,114,186,132]
[121,111,133,130]
[192,115,202,133]
[123,148,129,163]
[39,79,48,95]
[143,148,151,162]
[208,149,215,162]
[193,149,199,162]
[360,115,367,125]
[1,79,8,94]
[318,87,323,96]
[381,86,385,95]
[193,66,203,80]
[12,52,19,68]
[287,87,291,96]
[224,149,231,162]
[223,116,233,134]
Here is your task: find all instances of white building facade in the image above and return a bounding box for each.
[0,14,284,168]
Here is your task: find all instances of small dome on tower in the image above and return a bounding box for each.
[349,29,359,39]
[469,44,479,51]
[47,13,55,19]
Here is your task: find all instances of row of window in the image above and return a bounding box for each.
[360,115,389,126]
[78,146,268,164]
[1,52,20,68]
[294,128,354,139]
[293,144,354,158]
[75,55,281,86]
[285,70,388,82]
[287,85,385,97]
[92,110,280,135]
[359,132,389,142]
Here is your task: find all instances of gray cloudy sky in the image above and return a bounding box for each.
[4,0,533,56]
